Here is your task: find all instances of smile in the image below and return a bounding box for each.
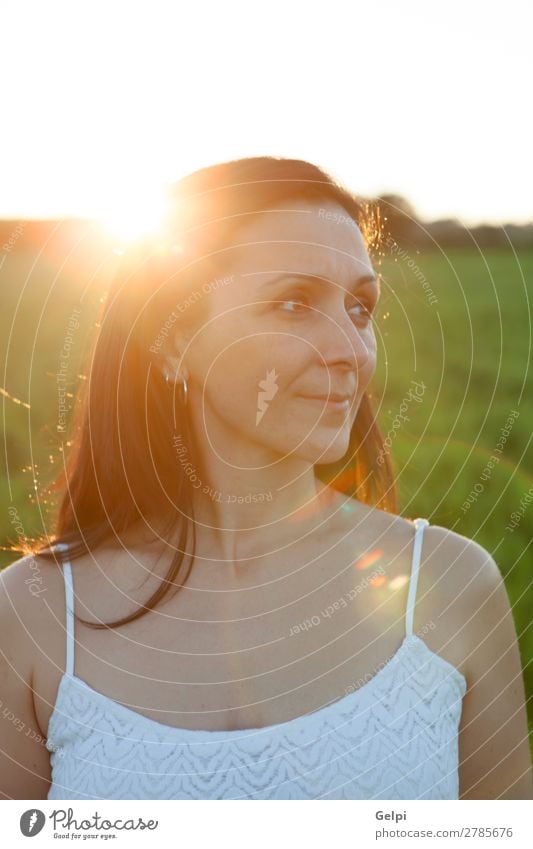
[299,395,352,412]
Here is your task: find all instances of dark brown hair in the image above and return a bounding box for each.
[29,156,398,628]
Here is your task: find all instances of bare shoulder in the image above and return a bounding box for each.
[400,522,532,800]
[338,509,532,798]
[0,550,70,701]
[333,501,513,664]
[0,550,68,799]
[0,542,164,673]
[394,518,514,671]
[412,521,513,665]
[363,512,510,640]
[0,550,67,671]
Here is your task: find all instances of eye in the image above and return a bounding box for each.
[274,291,310,313]
[273,291,375,326]
[348,301,374,326]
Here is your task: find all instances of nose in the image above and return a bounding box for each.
[314,310,375,373]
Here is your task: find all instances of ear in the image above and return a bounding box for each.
[159,352,190,383]
[154,323,191,382]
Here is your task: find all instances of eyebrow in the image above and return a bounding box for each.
[260,271,380,294]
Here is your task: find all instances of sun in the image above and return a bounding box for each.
[97,182,169,244]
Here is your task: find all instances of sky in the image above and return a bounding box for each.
[1,0,532,238]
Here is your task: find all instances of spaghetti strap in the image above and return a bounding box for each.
[54,542,75,677]
[405,518,430,637]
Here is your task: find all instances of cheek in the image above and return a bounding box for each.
[353,329,377,376]
[200,334,286,413]
[204,319,304,383]
[360,344,377,381]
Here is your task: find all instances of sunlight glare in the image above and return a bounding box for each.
[98,182,169,244]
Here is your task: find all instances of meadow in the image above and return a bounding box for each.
[1,240,532,758]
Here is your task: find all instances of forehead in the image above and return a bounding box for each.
[218,198,374,283]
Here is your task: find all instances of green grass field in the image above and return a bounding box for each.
[1,244,532,757]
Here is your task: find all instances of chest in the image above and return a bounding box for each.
[37,526,424,735]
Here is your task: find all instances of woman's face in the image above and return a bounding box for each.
[171,197,380,467]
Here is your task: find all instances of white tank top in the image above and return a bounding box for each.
[46,518,467,800]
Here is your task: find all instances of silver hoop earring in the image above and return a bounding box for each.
[164,371,188,406]
[181,377,188,406]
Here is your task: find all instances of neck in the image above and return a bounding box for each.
[169,399,350,563]
[190,472,340,561]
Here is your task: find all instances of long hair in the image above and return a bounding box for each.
[28,156,398,628]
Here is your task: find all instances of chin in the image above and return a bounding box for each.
[260,416,353,464]
[295,432,352,465]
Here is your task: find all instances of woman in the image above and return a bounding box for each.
[0,157,531,800]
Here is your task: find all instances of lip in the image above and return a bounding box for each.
[299,394,353,411]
